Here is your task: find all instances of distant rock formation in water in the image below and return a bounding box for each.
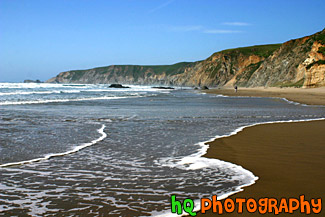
[152,86,175,90]
[24,79,43,83]
[109,84,130,88]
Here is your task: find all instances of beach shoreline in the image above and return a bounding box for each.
[194,87,325,216]
[204,87,325,106]
[196,119,325,216]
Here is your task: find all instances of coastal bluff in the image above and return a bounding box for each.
[47,29,325,88]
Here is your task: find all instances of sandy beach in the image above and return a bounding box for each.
[196,120,325,216]
[195,87,325,216]
[204,87,325,105]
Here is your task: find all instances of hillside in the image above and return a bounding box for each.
[47,29,325,88]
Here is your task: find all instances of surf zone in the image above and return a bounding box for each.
[171,195,322,216]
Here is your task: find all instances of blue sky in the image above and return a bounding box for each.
[0,0,324,82]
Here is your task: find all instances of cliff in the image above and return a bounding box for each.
[247,29,325,87]
[47,29,325,88]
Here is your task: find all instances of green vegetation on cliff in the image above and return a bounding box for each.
[218,44,281,58]
[308,28,325,55]
[74,62,192,76]
[68,70,86,81]
[313,29,325,45]
[274,78,305,88]
[141,62,194,75]
[63,62,194,83]
[306,60,325,70]
[318,47,325,55]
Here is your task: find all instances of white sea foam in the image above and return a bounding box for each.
[0,82,92,89]
[278,97,325,107]
[210,93,325,107]
[0,82,184,92]
[0,96,134,105]
[0,90,83,95]
[0,91,53,96]
[208,94,230,98]
[153,117,325,217]
[0,124,107,168]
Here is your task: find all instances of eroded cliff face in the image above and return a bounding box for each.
[247,30,325,88]
[300,41,325,87]
[47,29,325,88]
[169,50,266,87]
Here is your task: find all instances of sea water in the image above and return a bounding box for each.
[0,83,324,216]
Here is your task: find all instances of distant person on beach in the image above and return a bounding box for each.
[234,85,238,93]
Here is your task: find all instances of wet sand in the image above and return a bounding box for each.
[196,120,325,216]
[204,87,325,105]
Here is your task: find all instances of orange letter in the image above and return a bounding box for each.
[200,198,211,214]
[268,198,279,214]
[311,198,322,214]
[300,195,311,214]
[258,198,268,214]
[236,198,246,213]
[224,198,235,213]
[278,198,289,213]
[246,198,257,213]
[289,198,299,213]
[212,195,223,214]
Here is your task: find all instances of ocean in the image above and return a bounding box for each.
[0,83,324,216]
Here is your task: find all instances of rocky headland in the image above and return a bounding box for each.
[47,29,325,88]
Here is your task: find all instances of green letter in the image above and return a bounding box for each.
[184,198,197,216]
[171,195,182,214]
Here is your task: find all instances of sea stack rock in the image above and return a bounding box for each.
[109,84,130,88]
[24,79,42,83]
